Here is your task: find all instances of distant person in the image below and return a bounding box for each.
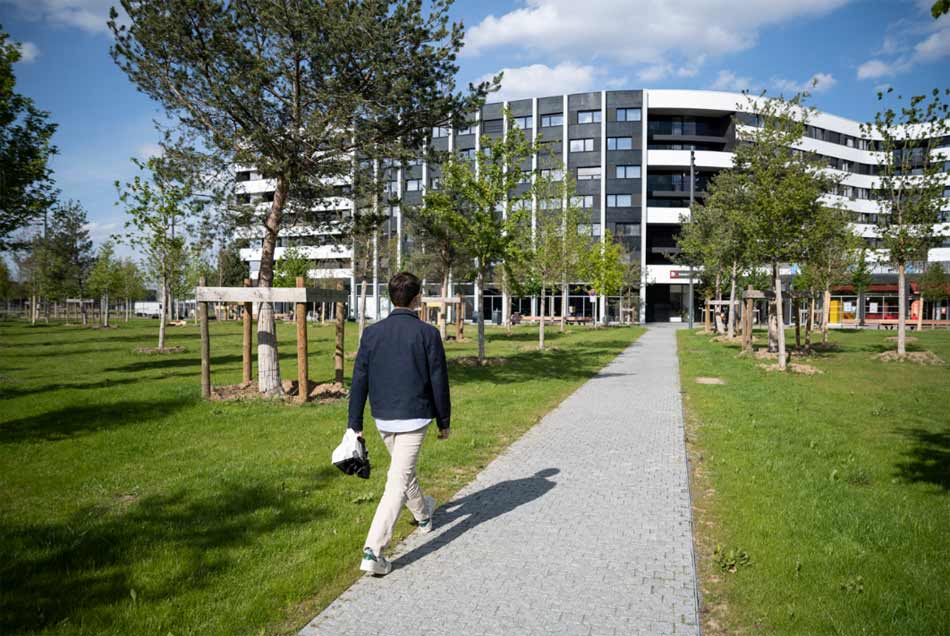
[347,271,451,576]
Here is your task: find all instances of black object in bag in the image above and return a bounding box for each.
[332,429,371,479]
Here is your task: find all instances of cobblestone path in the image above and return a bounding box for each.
[301,324,700,636]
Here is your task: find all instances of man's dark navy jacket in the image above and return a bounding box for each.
[347,307,451,433]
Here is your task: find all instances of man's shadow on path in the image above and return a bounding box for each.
[395,468,559,570]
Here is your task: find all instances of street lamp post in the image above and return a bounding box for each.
[688,150,695,330]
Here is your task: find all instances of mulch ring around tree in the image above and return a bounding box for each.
[884,336,918,343]
[874,350,945,365]
[758,362,823,375]
[210,380,349,403]
[134,346,186,354]
[452,356,509,367]
[517,344,562,352]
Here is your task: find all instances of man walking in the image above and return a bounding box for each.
[348,271,451,576]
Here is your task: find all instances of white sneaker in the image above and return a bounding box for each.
[417,495,436,534]
[359,548,391,576]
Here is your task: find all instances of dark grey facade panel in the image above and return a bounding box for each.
[605,90,642,108]
[568,92,601,110]
[567,149,599,169]
[507,99,532,115]
[538,96,563,113]
[482,102,504,119]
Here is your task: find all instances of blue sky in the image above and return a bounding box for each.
[2,0,948,252]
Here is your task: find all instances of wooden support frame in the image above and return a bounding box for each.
[418,296,466,338]
[195,283,348,400]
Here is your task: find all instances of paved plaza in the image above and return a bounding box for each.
[301,324,700,636]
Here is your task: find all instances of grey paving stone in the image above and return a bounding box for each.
[299,325,700,636]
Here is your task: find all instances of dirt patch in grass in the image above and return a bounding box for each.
[696,377,727,385]
[134,346,186,354]
[874,350,945,365]
[446,335,472,343]
[517,344,562,352]
[211,380,349,403]
[758,362,823,375]
[711,335,741,344]
[452,356,509,367]
[810,341,841,352]
[884,335,918,343]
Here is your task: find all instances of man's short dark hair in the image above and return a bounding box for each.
[388,272,421,307]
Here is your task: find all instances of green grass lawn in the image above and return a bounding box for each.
[678,328,950,636]
[0,317,642,635]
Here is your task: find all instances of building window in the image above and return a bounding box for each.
[432,126,450,138]
[457,123,477,136]
[576,166,601,181]
[512,115,533,130]
[404,157,422,167]
[615,222,640,237]
[236,171,251,182]
[616,108,641,122]
[570,138,595,152]
[571,195,595,209]
[615,165,641,179]
[539,198,561,209]
[483,118,503,134]
[607,137,633,150]
[540,168,564,181]
[430,177,441,190]
[607,194,632,207]
[517,170,531,184]
[578,110,601,124]
[384,181,398,195]
[541,113,564,127]
[405,179,421,192]
[458,148,476,160]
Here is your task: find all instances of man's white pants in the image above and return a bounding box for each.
[364,426,429,555]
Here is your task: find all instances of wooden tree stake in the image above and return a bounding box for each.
[242,278,252,385]
[199,275,211,398]
[335,281,345,384]
[296,276,309,403]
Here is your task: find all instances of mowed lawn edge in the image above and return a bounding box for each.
[677,328,950,636]
[0,319,643,636]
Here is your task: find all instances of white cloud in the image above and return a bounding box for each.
[638,64,672,82]
[857,59,895,80]
[465,0,851,67]
[15,41,39,63]
[709,70,753,92]
[772,72,837,94]
[477,62,607,102]
[856,8,950,80]
[135,143,164,159]
[4,0,116,35]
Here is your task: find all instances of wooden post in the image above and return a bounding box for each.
[704,298,711,333]
[242,278,252,385]
[793,296,801,350]
[296,277,309,403]
[457,294,464,338]
[743,286,754,353]
[335,281,345,384]
[198,276,211,399]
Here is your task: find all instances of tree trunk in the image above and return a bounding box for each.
[439,272,448,341]
[256,174,289,395]
[476,270,486,361]
[794,297,801,351]
[805,296,813,350]
[714,273,723,333]
[917,292,924,332]
[539,287,546,351]
[103,292,110,328]
[31,294,37,325]
[727,261,738,338]
[897,262,907,355]
[768,302,779,354]
[774,263,787,370]
[822,287,831,344]
[560,280,568,333]
[358,278,368,343]
[158,278,167,350]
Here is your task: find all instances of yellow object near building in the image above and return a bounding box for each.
[830,299,841,324]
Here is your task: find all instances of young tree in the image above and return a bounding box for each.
[918,262,949,329]
[0,30,58,249]
[117,258,146,321]
[216,242,247,287]
[44,201,94,324]
[109,0,494,394]
[677,203,727,332]
[88,241,122,327]
[736,93,833,370]
[580,230,625,327]
[851,248,873,327]
[619,243,643,326]
[441,111,539,360]
[404,186,472,340]
[116,158,201,350]
[862,88,950,355]
[802,205,859,343]
[273,246,312,288]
